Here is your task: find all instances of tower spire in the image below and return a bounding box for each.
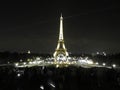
[61,13,62,17]
[59,14,63,40]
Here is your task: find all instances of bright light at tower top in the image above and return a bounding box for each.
[59,13,63,40]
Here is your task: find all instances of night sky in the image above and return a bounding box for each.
[0,0,120,54]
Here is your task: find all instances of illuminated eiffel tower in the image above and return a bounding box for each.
[53,14,69,63]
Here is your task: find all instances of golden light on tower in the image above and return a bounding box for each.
[53,14,69,64]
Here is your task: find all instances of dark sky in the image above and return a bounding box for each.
[0,0,120,54]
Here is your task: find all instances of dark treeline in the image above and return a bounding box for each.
[70,53,120,65]
[91,54,120,65]
[0,51,51,64]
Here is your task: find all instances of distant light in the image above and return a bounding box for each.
[33,61,36,64]
[27,59,30,62]
[17,73,21,77]
[87,60,93,64]
[28,50,31,54]
[103,63,106,66]
[68,57,71,60]
[15,63,19,66]
[7,62,10,64]
[36,57,40,60]
[78,59,93,65]
[56,65,59,68]
[112,64,116,68]
[23,62,26,65]
[40,85,44,90]
[20,59,23,62]
[95,62,99,65]
[97,52,99,55]
[48,61,50,64]
[29,62,32,64]
[68,62,71,64]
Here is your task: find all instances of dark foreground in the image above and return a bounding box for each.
[0,65,120,90]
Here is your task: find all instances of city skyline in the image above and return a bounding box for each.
[0,1,120,54]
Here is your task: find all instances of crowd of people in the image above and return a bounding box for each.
[0,65,120,90]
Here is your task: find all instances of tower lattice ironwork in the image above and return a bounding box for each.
[53,14,69,63]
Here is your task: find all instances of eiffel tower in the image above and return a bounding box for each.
[53,14,69,63]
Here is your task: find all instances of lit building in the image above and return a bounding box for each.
[53,14,69,64]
